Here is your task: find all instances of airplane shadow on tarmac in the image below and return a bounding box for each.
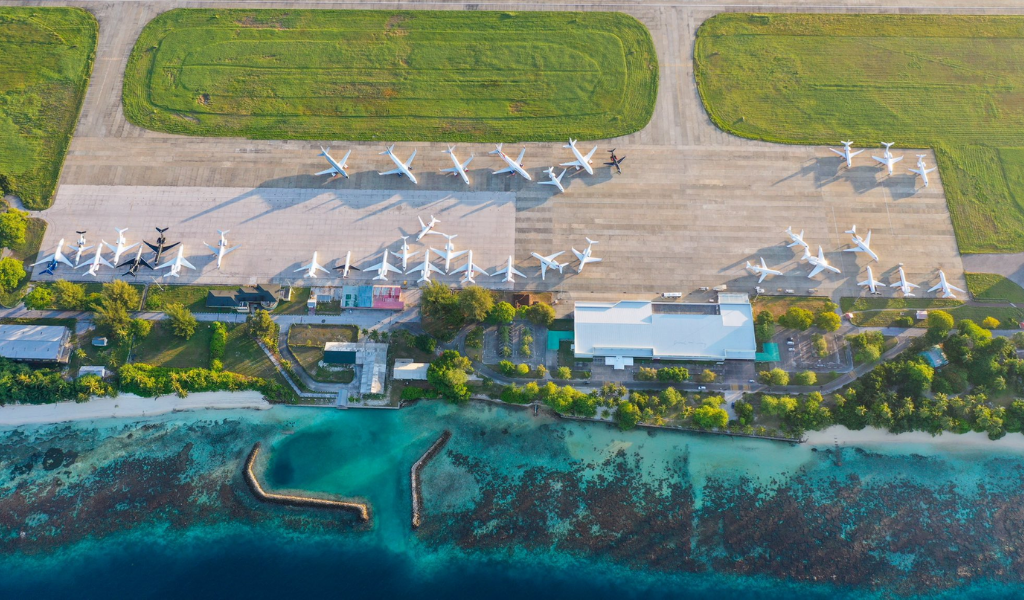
[775,158,926,199]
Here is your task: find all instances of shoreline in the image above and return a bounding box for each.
[0,392,271,427]
[804,425,1024,451]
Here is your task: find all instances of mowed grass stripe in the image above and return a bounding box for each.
[694,13,1024,254]
[0,8,97,210]
[124,9,657,141]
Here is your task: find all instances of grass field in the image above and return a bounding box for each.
[851,305,1024,327]
[0,215,46,307]
[123,9,657,141]
[695,14,1024,253]
[839,297,962,313]
[0,8,97,210]
[132,321,213,368]
[751,295,833,319]
[221,324,296,400]
[965,273,1024,303]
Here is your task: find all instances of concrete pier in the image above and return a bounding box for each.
[410,430,452,529]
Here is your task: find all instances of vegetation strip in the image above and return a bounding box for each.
[123,9,657,141]
[411,430,451,529]
[244,443,370,521]
[695,13,1024,253]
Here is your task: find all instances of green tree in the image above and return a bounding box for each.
[982,316,1001,330]
[761,395,798,416]
[23,286,53,310]
[555,366,572,379]
[615,400,641,430]
[130,318,152,340]
[855,344,881,363]
[101,280,140,311]
[498,360,515,375]
[734,400,754,426]
[95,302,132,342]
[0,257,25,293]
[0,209,28,248]
[427,350,473,403]
[489,301,516,324]
[458,286,494,322]
[636,366,657,381]
[246,310,279,351]
[754,310,776,344]
[660,387,684,409]
[693,405,729,429]
[779,307,814,331]
[698,369,717,384]
[814,311,841,332]
[759,368,790,386]
[812,333,828,357]
[524,303,556,327]
[165,304,198,339]
[420,280,463,339]
[414,333,436,353]
[535,364,547,379]
[793,370,817,386]
[515,363,530,376]
[928,310,955,333]
[52,280,86,310]
[657,366,690,382]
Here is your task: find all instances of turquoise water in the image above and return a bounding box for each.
[2,401,1024,598]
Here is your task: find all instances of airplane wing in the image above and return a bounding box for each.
[379,168,403,176]
[315,167,339,176]
[181,257,197,270]
[406,149,417,167]
[439,166,459,174]
[583,257,602,265]
[31,254,55,267]
[156,260,173,270]
[493,167,514,175]
[295,263,313,273]
[538,179,559,186]
[560,159,583,168]
[830,148,845,157]
[204,243,219,255]
[758,272,768,284]
[462,156,473,169]
[516,148,526,164]
[808,264,825,278]
[450,263,469,275]
[572,248,584,262]
[57,255,75,268]
[584,147,598,162]
[164,242,180,252]
[225,245,241,255]
[909,167,924,176]
[385,263,402,274]
[925,167,937,174]
[948,284,966,293]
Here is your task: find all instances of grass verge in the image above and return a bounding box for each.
[965,273,1024,304]
[132,321,213,368]
[0,216,46,307]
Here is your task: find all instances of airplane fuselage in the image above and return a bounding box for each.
[496,151,531,180]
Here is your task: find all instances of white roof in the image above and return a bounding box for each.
[393,359,429,381]
[0,325,70,361]
[573,300,756,361]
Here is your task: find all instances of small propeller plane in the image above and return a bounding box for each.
[871,142,904,176]
[928,270,965,299]
[571,238,602,274]
[378,145,418,184]
[531,251,566,281]
[407,249,444,283]
[745,257,783,284]
[801,246,841,278]
[830,141,864,168]
[538,167,567,193]
[844,225,879,262]
[77,244,113,277]
[909,155,937,187]
[451,250,489,284]
[785,226,809,251]
[104,228,138,266]
[157,246,197,279]
[604,149,625,174]
[333,251,361,279]
[890,266,919,297]
[204,230,240,270]
[369,249,403,281]
[560,138,598,175]
[858,266,884,295]
[118,246,153,278]
[489,144,532,180]
[493,256,526,283]
[316,147,352,179]
[296,252,330,278]
[32,239,74,275]
[439,145,473,185]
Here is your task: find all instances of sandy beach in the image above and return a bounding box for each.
[804,425,1024,451]
[0,392,271,426]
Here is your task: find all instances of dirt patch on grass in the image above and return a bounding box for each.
[196,93,210,106]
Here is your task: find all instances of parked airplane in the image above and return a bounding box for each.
[378,145,418,184]
[333,251,361,279]
[451,250,489,284]
[561,138,598,175]
[118,246,153,278]
[204,230,240,270]
[316,147,352,179]
[909,155,937,187]
[489,144,532,180]
[407,249,443,283]
[858,266,884,295]
[538,167,567,193]
[295,252,330,278]
[431,233,467,273]
[830,141,864,168]
[890,265,919,297]
[398,236,419,271]
[77,245,113,277]
[928,270,965,299]
[572,238,602,274]
[493,256,526,283]
[801,246,841,278]
[872,142,904,176]
[439,146,473,185]
[32,239,74,275]
[605,149,625,174]
[145,227,179,266]
[415,215,441,241]
[369,249,402,281]
[745,257,783,283]
[70,231,92,266]
[104,228,138,266]
[785,226,809,250]
[157,246,197,278]
[844,225,879,262]
[531,251,566,281]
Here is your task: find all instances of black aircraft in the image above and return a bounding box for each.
[145,227,179,266]
[118,246,154,278]
[604,149,626,174]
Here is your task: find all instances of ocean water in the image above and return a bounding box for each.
[1,401,1023,599]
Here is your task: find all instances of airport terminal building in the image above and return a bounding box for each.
[573,294,756,368]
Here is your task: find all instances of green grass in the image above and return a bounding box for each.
[289,345,355,384]
[851,305,1024,327]
[840,296,962,313]
[131,321,213,368]
[695,13,1024,253]
[965,273,1024,303]
[286,324,360,383]
[145,284,238,312]
[0,215,46,307]
[221,324,296,401]
[272,287,309,314]
[123,9,657,141]
[0,8,97,209]
[751,295,833,319]
[26,281,145,310]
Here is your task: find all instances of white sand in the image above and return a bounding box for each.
[0,391,271,426]
[804,425,1024,451]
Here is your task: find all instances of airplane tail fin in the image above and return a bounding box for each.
[156,227,168,234]
[319,146,329,156]
[489,144,503,155]
[379,144,394,155]
[586,237,598,246]
[445,145,455,154]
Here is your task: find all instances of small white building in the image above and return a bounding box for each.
[322,342,389,394]
[393,359,429,381]
[0,325,72,363]
[573,293,756,368]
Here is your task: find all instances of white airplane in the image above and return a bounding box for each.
[451,250,489,284]
[571,238,602,274]
[801,246,841,278]
[333,251,360,279]
[489,144,532,180]
[745,257,783,283]
[76,244,113,277]
[909,155,937,187]
[830,141,864,168]
[872,142,904,176]
[369,249,403,281]
[407,248,443,283]
[32,239,75,274]
[398,236,419,271]
[70,231,92,266]
[785,226,809,250]
[890,266,919,297]
[295,252,330,278]
[104,228,138,266]
[431,233,467,273]
[378,145,418,184]
[156,246,197,279]
[858,266,884,295]
[560,138,598,175]
[415,215,441,241]
[492,256,526,283]
[928,270,965,299]
[844,225,879,262]
[439,145,473,185]
[538,167,567,193]
[531,251,566,281]
[204,230,240,270]
[316,147,352,179]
